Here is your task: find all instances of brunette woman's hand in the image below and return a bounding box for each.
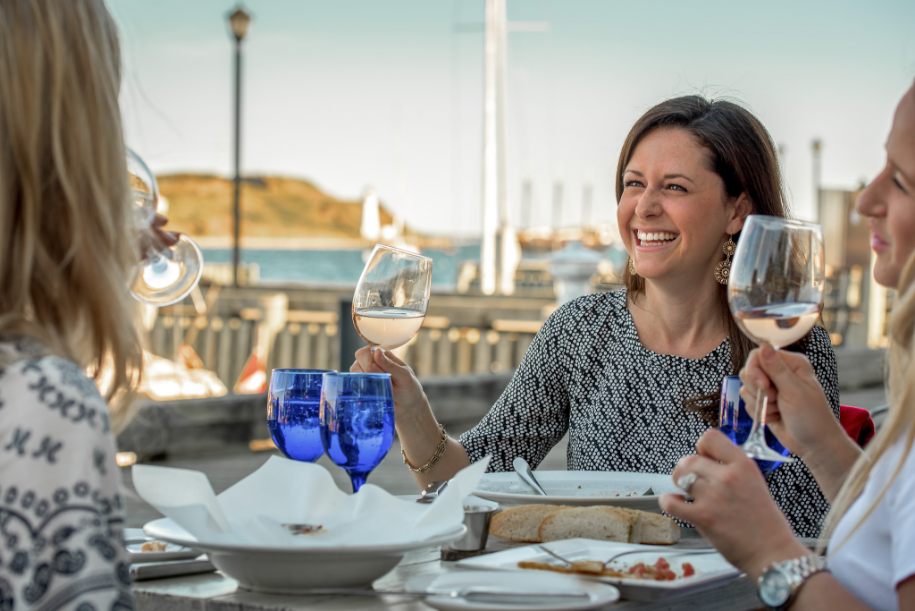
[351,347,431,424]
[659,430,808,581]
[738,344,843,460]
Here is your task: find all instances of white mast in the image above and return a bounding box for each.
[477,3,547,294]
[480,0,505,295]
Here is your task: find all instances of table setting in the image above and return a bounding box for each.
[128,221,827,610]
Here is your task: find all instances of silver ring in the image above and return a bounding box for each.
[676,472,698,494]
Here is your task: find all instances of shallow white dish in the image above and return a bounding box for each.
[144,517,466,594]
[456,539,741,602]
[126,542,201,564]
[406,570,619,611]
[124,527,202,564]
[473,471,677,511]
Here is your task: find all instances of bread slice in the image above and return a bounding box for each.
[638,511,681,545]
[539,506,638,544]
[489,504,570,543]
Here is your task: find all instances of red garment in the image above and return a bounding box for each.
[840,405,876,448]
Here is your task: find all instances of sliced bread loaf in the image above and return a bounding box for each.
[638,510,681,545]
[489,504,570,543]
[538,506,638,544]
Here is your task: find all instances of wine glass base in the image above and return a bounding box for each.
[741,439,795,463]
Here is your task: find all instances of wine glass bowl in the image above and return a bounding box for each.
[319,372,395,493]
[727,215,825,462]
[267,369,334,463]
[126,149,204,307]
[352,245,432,350]
[728,216,825,349]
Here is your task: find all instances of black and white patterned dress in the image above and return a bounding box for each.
[0,343,134,611]
[459,289,840,538]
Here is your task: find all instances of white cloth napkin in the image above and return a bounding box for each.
[133,455,490,548]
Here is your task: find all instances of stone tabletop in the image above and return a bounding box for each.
[132,530,762,611]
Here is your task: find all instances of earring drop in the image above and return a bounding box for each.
[715,236,736,284]
[629,257,637,277]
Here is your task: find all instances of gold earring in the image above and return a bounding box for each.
[715,236,736,284]
[629,257,637,277]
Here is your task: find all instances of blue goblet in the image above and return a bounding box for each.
[719,376,790,473]
[267,369,334,463]
[319,372,395,493]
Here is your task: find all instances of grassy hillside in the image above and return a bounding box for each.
[158,174,398,240]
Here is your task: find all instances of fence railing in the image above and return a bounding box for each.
[146,311,540,390]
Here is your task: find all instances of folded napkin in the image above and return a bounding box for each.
[133,455,489,548]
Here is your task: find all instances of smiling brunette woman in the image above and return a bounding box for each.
[353,95,839,537]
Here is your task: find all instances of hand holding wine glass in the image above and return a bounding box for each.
[127,149,204,307]
[353,245,432,350]
[319,372,396,492]
[727,215,825,463]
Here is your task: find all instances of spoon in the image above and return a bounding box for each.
[513,456,547,496]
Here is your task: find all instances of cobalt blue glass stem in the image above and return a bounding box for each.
[348,473,369,493]
[267,369,334,463]
[320,372,395,494]
[720,375,791,473]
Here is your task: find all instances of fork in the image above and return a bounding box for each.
[538,544,718,571]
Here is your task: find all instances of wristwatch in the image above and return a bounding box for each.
[757,555,827,611]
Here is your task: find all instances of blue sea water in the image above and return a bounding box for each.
[201,244,482,288]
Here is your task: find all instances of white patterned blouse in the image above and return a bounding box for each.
[459,289,840,538]
[0,342,133,611]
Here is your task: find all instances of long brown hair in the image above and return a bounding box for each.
[615,95,795,420]
[0,0,142,426]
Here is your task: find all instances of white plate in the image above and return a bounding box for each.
[126,542,201,564]
[143,517,466,594]
[456,539,741,602]
[473,471,678,511]
[406,570,620,611]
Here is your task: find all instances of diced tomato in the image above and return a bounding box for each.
[682,562,695,577]
[629,563,651,577]
[653,557,670,570]
[659,569,676,581]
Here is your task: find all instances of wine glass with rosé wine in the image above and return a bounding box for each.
[352,245,433,351]
[727,215,826,463]
[126,149,204,306]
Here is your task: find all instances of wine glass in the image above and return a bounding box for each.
[727,215,825,462]
[127,149,204,307]
[319,372,395,492]
[353,245,433,350]
[267,369,334,463]
[719,376,789,473]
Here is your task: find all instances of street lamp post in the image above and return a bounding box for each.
[228,6,251,287]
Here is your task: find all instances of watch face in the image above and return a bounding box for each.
[760,570,791,607]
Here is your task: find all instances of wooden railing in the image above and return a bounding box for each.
[146,311,541,389]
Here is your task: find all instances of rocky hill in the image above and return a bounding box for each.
[157,174,399,241]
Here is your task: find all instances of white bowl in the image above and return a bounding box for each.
[144,517,466,594]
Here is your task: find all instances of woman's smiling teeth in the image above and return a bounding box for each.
[636,230,677,246]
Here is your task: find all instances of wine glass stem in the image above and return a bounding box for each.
[747,386,768,442]
[349,472,368,493]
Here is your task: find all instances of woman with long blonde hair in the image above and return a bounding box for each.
[0,0,143,608]
[661,82,915,610]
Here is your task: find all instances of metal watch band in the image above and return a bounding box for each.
[758,554,828,610]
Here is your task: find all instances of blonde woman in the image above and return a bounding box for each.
[0,0,143,609]
[661,82,915,611]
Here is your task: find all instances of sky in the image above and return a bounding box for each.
[111,0,915,238]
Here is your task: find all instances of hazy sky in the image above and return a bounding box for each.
[111,0,915,237]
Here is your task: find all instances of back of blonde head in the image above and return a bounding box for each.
[0,0,141,411]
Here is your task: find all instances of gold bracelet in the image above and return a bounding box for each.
[402,424,448,473]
